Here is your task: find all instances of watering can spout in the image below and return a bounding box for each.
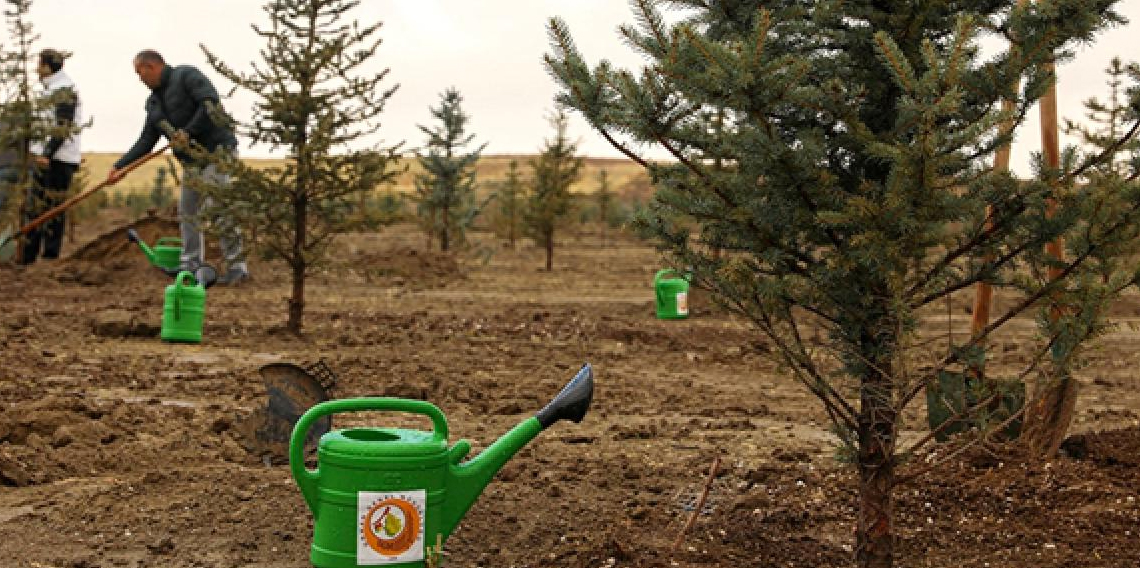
[536,363,594,427]
[442,364,594,538]
[127,228,158,264]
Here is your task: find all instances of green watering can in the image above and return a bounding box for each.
[290,364,594,567]
[127,228,183,275]
[654,268,691,319]
[160,268,217,343]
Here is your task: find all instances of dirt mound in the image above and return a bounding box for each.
[52,215,181,286]
[347,246,463,288]
[69,214,180,263]
[1060,425,1140,467]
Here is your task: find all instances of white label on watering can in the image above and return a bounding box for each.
[676,292,689,315]
[358,490,426,565]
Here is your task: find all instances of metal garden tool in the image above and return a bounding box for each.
[237,360,339,461]
[289,363,594,568]
[0,145,169,262]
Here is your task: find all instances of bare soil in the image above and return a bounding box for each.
[1,220,1138,568]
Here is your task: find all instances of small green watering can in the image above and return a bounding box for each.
[654,268,691,319]
[290,364,594,567]
[127,228,183,275]
[160,268,217,343]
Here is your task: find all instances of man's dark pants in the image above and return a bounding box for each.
[21,160,77,264]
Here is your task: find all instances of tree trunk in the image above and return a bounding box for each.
[856,364,897,568]
[288,260,305,334]
[1023,374,1079,458]
[545,229,554,271]
[507,206,516,249]
[289,186,307,335]
[441,204,450,252]
[1023,59,1076,457]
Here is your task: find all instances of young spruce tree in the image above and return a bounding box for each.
[493,159,526,249]
[595,168,613,246]
[198,0,401,333]
[547,2,1133,566]
[526,109,582,270]
[1063,57,1140,177]
[0,1,35,233]
[413,87,486,252]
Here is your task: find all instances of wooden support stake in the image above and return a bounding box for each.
[671,455,721,554]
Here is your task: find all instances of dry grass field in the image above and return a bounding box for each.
[77,152,650,198]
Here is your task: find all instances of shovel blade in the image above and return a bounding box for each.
[0,227,16,263]
[237,362,337,462]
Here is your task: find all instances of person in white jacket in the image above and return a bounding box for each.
[22,48,81,264]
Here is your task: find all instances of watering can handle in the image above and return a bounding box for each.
[156,237,183,246]
[174,271,195,288]
[173,271,196,321]
[289,398,450,511]
[654,268,678,285]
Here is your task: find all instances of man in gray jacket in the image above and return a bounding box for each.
[106,49,249,284]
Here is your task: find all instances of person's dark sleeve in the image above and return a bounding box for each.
[40,88,77,159]
[182,66,221,139]
[114,119,162,169]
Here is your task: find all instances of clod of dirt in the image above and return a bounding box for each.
[0,454,31,487]
[91,309,160,338]
[147,536,175,555]
[609,423,658,440]
[493,402,524,415]
[53,263,112,286]
[50,425,75,448]
[383,383,434,400]
[771,447,811,463]
[6,314,31,331]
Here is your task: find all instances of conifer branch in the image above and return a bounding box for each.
[745,300,858,429]
[901,199,1140,410]
[872,32,916,94]
[751,9,771,66]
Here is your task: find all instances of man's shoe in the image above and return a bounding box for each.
[218,266,251,286]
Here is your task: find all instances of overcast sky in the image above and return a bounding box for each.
[26,0,1140,177]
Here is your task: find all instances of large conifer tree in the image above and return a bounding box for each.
[199,0,401,333]
[547,2,1134,566]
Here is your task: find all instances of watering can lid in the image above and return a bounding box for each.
[318,427,450,458]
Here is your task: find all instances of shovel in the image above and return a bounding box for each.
[237,360,338,462]
[0,145,169,262]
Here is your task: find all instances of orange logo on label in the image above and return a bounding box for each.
[361,497,421,557]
